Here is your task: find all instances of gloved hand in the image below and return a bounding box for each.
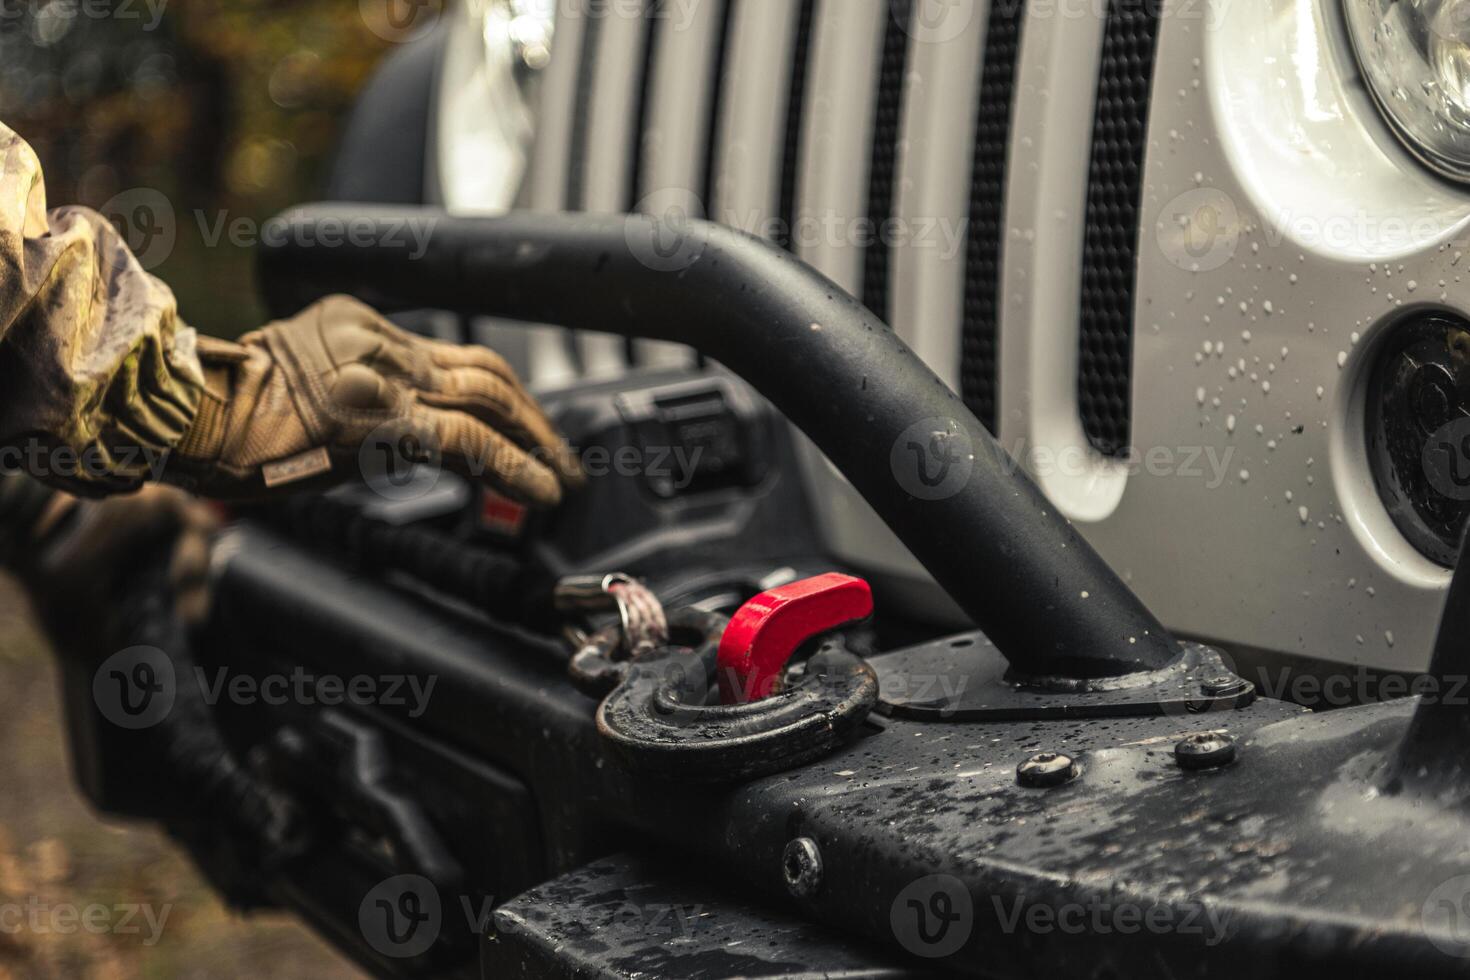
[0,123,579,504]
[165,295,582,504]
[16,483,218,650]
[12,479,309,861]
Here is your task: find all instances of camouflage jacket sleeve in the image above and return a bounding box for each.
[0,122,203,496]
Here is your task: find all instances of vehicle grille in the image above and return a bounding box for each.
[545,0,1157,446]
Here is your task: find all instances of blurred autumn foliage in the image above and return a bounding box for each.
[0,5,416,975]
[0,0,404,336]
[0,578,363,979]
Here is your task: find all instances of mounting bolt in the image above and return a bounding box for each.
[782,837,823,898]
[1201,675,1251,699]
[1016,751,1078,788]
[1175,732,1237,770]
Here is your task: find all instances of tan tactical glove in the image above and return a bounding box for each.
[165,295,582,504]
[1,123,577,504]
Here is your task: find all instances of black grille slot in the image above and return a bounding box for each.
[860,0,914,321]
[1076,0,1163,457]
[775,0,817,252]
[960,0,1026,435]
[701,0,736,217]
[627,0,663,210]
[566,3,603,211]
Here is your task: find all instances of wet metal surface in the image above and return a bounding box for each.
[486,854,919,979]
[215,527,1470,977]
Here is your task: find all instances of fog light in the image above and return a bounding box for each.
[1366,311,1470,565]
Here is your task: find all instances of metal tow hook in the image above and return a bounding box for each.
[587,573,881,783]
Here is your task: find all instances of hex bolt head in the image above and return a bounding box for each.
[1201,675,1252,699]
[782,837,823,898]
[1175,732,1237,770]
[1016,751,1079,788]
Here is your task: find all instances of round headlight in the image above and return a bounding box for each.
[1345,0,1470,182]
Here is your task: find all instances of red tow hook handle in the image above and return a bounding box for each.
[717,573,874,704]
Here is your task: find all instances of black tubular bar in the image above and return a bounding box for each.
[256,205,1177,678]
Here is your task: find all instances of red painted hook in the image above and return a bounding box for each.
[717,573,874,704]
